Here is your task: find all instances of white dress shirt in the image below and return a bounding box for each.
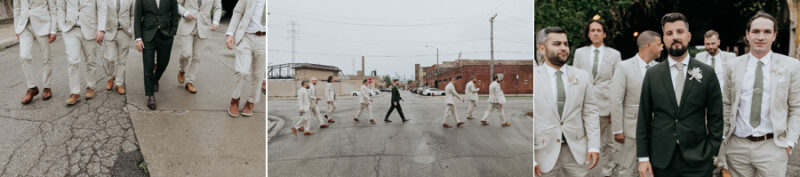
[640,55,689,163]
[246,0,266,33]
[707,52,726,91]
[734,51,773,138]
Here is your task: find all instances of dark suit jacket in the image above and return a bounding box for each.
[391,85,401,103]
[134,0,180,42]
[636,57,723,169]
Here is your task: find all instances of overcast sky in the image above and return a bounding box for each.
[268,0,533,80]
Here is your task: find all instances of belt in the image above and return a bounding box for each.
[745,133,774,142]
[255,31,265,36]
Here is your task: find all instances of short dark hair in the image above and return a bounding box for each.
[393,79,399,82]
[327,76,333,83]
[636,30,660,49]
[704,30,719,39]
[535,27,567,46]
[661,12,689,31]
[582,20,608,45]
[300,80,308,86]
[470,76,476,80]
[747,11,778,32]
[362,79,368,84]
[493,75,499,81]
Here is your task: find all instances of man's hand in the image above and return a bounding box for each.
[638,161,654,177]
[369,98,373,102]
[136,40,144,52]
[185,14,195,21]
[535,165,542,176]
[586,152,599,169]
[95,31,105,44]
[394,102,397,106]
[298,109,305,114]
[316,98,320,101]
[401,98,404,102]
[211,24,218,31]
[225,35,234,50]
[615,133,625,143]
[48,34,56,43]
[461,98,464,102]
[15,33,19,40]
[327,101,331,104]
[787,147,793,155]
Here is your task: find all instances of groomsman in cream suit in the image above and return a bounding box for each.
[464,76,480,119]
[722,11,800,177]
[57,0,107,105]
[103,0,134,95]
[291,81,314,136]
[308,77,329,128]
[480,74,510,127]
[176,0,221,93]
[324,76,337,123]
[14,0,58,104]
[442,79,464,128]
[225,0,265,117]
[695,30,736,92]
[534,27,600,177]
[353,79,375,124]
[572,20,622,176]
[608,30,661,177]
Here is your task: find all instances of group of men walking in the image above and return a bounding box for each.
[535,11,799,177]
[14,0,267,115]
[292,75,511,136]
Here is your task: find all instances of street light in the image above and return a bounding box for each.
[425,45,439,89]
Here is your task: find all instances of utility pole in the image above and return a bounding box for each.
[289,21,299,63]
[426,45,439,89]
[352,58,355,75]
[489,14,497,77]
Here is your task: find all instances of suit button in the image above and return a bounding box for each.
[560,122,564,125]
[674,133,677,136]
[675,119,678,122]
[556,139,560,143]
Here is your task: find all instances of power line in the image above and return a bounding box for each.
[268,49,532,58]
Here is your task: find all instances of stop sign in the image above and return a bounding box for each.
[368,78,372,83]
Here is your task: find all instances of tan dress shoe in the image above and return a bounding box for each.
[501,122,512,127]
[65,94,81,105]
[241,102,254,116]
[303,131,315,135]
[185,83,197,93]
[85,88,95,99]
[116,85,126,95]
[443,123,452,128]
[42,88,52,100]
[178,71,185,84]
[21,88,39,104]
[106,77,115,90]
[228,98,240,117]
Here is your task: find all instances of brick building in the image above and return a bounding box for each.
[420,59,533,94]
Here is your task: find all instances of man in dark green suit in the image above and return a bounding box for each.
[636,12,723,177]
[134,0,180,110]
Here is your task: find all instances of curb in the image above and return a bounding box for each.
[0,37,18,50]
[267,115,284,144]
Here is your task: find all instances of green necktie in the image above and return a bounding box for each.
[711,56,716,69]
[556,70,565,118]
[750,61,764,128]
[674,63,685,106]
[593,49,599,78]
[198,0,202,7]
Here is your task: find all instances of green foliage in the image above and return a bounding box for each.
[382,75,391,88]
[535,0,648,65]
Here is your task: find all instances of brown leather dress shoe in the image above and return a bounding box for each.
[298,127,305,132]
[328,119,336,123]
[241,102,254,116]
[116,84,126,95]
[106,77,115,90]
[228,98,240,117]
[178,71,185,84]
[369,119,376,124]
[303,131,315,135]
[185,83,197,93]
[456,121,465,127]
[320,124,329,128]
[290,127,298,136]
[65,94,80,105]
[467,116,474,119]
[353,118,360,123]
[147,96,157,110]
[21,87,39,104]
[443,123,452,128]
[85,88,95,99]
[501,122,512,127]
[42,88,51,100]
[481,120,489,125]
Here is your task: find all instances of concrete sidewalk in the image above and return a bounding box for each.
[124,22,266,177]
[0,22,19,50]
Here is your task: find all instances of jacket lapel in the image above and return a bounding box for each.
[769,55,780,110]
[678,58,698,111]
[659,62,679,109]
[535,67,560,118]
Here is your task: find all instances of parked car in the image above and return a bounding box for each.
[409,88,416,93]
[380,88,391,92]
[416,87,426,94]
[422,88,445,96]
[351,90,376,96]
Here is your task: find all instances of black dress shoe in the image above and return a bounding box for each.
[384,119,392,122]
[402,119,410,122]
[154,83,159,92]
[147,96,157,110]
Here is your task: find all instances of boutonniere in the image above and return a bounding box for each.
[568,74,578,84]
[688,67,703,83]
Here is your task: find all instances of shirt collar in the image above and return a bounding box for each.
[590,44,605,52]
[748,51,772,65]
[545,64,567,77]
[668,55,690,68]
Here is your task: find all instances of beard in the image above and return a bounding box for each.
[546,52,568,67]
[707,48,718,54]
[667,41,687,57]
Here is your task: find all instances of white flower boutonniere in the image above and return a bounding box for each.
[688,67,703,83]
[568,74,578,84]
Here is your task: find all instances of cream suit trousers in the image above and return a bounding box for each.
[19,24,53,89]
[231,33,265,103]
[63,27,98,94]
[481,103,505,123]
[103,31,132,86]
[179,29,206,84]
[442,103,461,124]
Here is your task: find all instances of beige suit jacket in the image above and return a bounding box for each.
[177,0,221,38]
[444,83,462,104]
[610,55,655,138]
[104,0,134,41]
[533,65,601,173]
[58,0,108,40]
[573,46,622,116]
[14,0,58,36]
[225,0,260,45]
[465,81,479,101]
